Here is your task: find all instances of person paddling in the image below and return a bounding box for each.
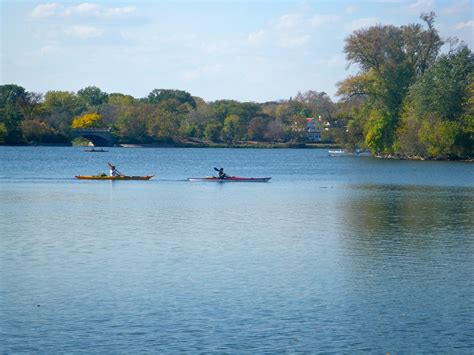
[108,162,123,177]
[214,167,227,179]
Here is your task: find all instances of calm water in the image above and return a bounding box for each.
[1,147,473,352]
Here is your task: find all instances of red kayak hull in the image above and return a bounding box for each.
[188,176,271,182]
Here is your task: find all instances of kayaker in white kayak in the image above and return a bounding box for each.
[108,162,122,177]
[214,167,228,179]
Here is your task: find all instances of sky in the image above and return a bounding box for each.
[1,0,473,102]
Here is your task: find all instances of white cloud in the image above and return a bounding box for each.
[64,25,104,39]
[105,6,136,16]
[62,3,101,16]
[346,17,379,32]
[345,5,358,14]
[310,14,340,27]
[31,3,63,18]
[275,14,304,29]
[31,2,136,18]
[406,0,435,12]
[181,64,225,82]
[313,55,346,68]
[39,45,58,56]
[247,30,266,45]
[279,34,310,48]
[441,0,471,15]
[248,12,339,49]
[200,40,234,55]
[454,20,474,30]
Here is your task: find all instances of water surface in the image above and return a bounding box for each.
[1,147,473,352]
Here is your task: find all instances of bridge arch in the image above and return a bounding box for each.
[71,129,114,147]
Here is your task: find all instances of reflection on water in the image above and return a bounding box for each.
[0,147,473,352]
[332,184,474,352]
[341,184,474,243]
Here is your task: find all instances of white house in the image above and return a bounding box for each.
[305,117,322,142]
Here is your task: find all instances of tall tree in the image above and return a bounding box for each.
[294,90,335,120]
[77,86,108,107]
[146,89,196,109]
[338,13,443,153]
[42,91,85,135]
[222,114,242,143]
[0,84,28,143]
[397,45,474,158]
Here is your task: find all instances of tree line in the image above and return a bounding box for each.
[337,12,473,159]
[1,12,472,159]
[0,85,337,146]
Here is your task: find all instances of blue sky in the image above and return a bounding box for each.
[1,0,473,102]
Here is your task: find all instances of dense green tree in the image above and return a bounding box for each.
[146,89,196,109]
[43,91,85,120]
[147,108,179,143]
[396,45,474,158]
[78,86,108,107]
[0,84,27,143]
[204,121,222,142]
[210,100,261,124]
[114,103,152,144]
[108,93,136,106]
[338,13,443,153]
[41,91,85,139]
[17,92,43,121]
[178,121,199,138]
[182,102,214,139]
[0,122,7,143]
[222,114,243,143]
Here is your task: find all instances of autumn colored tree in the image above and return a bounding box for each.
[247,117,268,141]
[222,114,243,143]
[21,119,61,143]
[71,113,105,129]
[338,13,443,153]
[294,90,336,120]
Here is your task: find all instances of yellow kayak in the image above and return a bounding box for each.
[75,175,154,180]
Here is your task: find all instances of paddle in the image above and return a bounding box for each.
[213,167,228,179]
[108,162,124,176]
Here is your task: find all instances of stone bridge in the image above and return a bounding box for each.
[71,128,114,146]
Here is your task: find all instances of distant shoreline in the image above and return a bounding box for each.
[2,142,338,149]
[2,143,472,161]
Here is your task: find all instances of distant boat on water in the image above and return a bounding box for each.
[328,149,371,157]
[328,149,348,157]
[120,144,141,148]
[84,148,108,152]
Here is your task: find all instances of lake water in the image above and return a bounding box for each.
[1,147,473,352]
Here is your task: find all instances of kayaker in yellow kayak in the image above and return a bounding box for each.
[108,162,123,177]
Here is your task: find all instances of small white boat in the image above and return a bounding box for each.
[328,149,348,157]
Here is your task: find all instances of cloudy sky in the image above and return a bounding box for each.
[1,0,472,102]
